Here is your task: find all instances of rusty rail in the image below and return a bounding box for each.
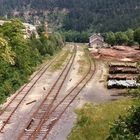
[17,45,77,140]
[19,47,96,140]
[41,50,96,140]
[0,54,59,132]
[43,72,95,140]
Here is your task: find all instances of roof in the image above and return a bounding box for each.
[90,33,104,40]
[90,38,104,44]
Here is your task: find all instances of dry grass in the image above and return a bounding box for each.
[77,48,90,75]
[50,50,70,71]
[68,98,140,140]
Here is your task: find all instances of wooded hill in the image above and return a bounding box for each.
[0,0,140,32]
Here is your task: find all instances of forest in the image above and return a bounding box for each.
[62,27,140,45]
[0,19,64,103]
[104,28,140,47]
[0,0,140,33]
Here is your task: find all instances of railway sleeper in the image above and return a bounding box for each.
[25,118,35,130]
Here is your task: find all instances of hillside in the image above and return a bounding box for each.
[0,0,140,32]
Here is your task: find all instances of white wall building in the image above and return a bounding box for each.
[23,23,39,39]
[89,33,104,48]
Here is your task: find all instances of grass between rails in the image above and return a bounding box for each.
[35,49,62,71]
[68,98,140,140]
[0,50,63,110]
[77,47,90,75]
[50,50,70,71]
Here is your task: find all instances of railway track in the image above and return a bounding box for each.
[0,48,70,133]
[17,45,77,140]
[42,58,95,140]
[17,47,96,140]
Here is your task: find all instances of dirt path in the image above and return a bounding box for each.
[78,60,126,105]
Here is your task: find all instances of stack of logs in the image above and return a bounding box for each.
[107,63,140,89]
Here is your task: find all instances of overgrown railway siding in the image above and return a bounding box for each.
[0,56,59,133]
[16,45,96,140]
[0,46,72,140]
[0,44,97,140]
[41,50,95,140]
[16,46,77,140]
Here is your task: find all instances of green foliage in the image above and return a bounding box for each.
[63,31,89,43]
[0,0,140,32]
[134,28,140,47]
[107,105,140,140]
[68,99,139,140]
[128,88,140,98]
[0,19,63,104]
[37,25,45,36]
[104,32,116,46]
[0,37,15,65]
[46,10,68,30]
[104,28,140,46]
[59,0,140,32]
[115,32,129,45]
[62,26,140,44]
[125,29,134,46]
[108,71,140,140]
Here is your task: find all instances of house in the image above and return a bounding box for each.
[23,23,39,39]
[0,20,9,26]
[89,33,104,48]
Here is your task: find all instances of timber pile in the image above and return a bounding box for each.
[107,62,140,89]
[108,80,138,89]
[109,66,139,74]
[91,46,140,62]
[108,62,137,68]
[108,74,137,80]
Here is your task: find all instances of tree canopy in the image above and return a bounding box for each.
[134,28,140,47]
[0,0,140,32]
[0,19,64,103]
[104,28,140,47]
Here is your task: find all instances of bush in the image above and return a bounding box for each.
[107,105,140,140]
[63,30,89,43]
[0,20,64,104]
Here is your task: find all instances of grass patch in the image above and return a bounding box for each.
[68,98,140,140]
[51,50,70,71]
[78,47,91,75]
[77,59,88,75]
[36,50,62,71]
